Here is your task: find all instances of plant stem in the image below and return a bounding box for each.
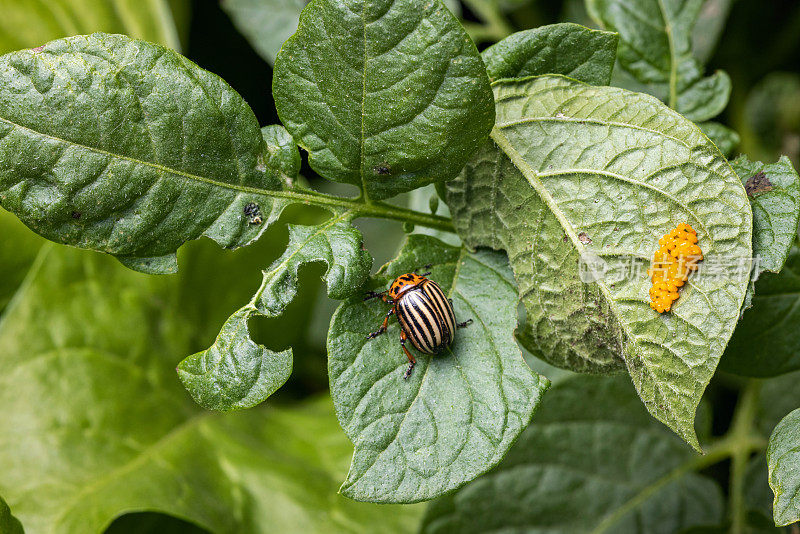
[268,187,455,233]
[728,379,765,534]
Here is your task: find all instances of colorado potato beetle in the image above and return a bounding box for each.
[364,266,472,379]
[648,223,703,313]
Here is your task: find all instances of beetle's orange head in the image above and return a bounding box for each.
[387,272,426,300]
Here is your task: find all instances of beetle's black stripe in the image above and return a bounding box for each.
[404,293,439,352]
[418,288,449,347]
[413,295,445,348]
[396,295,430,352]
[421,280,455,341]
[398,292,441,353]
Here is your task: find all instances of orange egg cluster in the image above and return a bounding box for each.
[648,223,703,313]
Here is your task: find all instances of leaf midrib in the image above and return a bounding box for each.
[0,115,277,196]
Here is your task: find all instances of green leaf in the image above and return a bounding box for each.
[221,0,308,64]
[0,245,419,533]
[745,371,800,529]
[178,212,372,410]
[586,0,731,121]
[272,0,495,200]
[328,234,549,502]
[698,122,740,158]
[734,156,800,277]
[722,244,800,377]
[262,125,301,186]
[481,23,619,85]
[739,154,800,314]
[768,408,800,526]
[421,375,724,533]
[445,75,752,449]
[0,0,186,53]
[720,156,800,377]
[0,33,293,274]
[0,495,23,534]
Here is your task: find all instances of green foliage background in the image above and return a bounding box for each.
[1,0,800,532]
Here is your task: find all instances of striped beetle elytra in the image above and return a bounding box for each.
[364,266,472,379]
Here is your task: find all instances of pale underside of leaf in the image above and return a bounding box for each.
[446,75,751,449]
[328,234,549,503]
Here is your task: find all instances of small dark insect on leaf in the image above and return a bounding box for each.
[578,232,592,244]
[243,202,263,224]
[373,164,391,175]
[71,211,81,219]
[744,171,774,197]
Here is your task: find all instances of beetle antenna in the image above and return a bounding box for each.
[363,290,386,301]
[414,264,433,276]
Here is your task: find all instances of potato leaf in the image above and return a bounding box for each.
[272,0,494,200]
[481,23,619,85]
[446,75,752,449]
[328,234,549,502]
[720,157,800,377]
[767,407,800,526]
[421,376,724,533]
[0,33,294,274]
[732,155,800,278]
[178,212,372,410]
[587,0,731,121]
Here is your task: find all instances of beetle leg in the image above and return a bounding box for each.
[400,330,417,379]
[457,318,473,329]
[366,308,395,339]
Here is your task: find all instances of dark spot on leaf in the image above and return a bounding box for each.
[374,164,391,175]
[745,171,773,197]
[71,211,81,219]
[578,232,592,245]
[563,235,569,242]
